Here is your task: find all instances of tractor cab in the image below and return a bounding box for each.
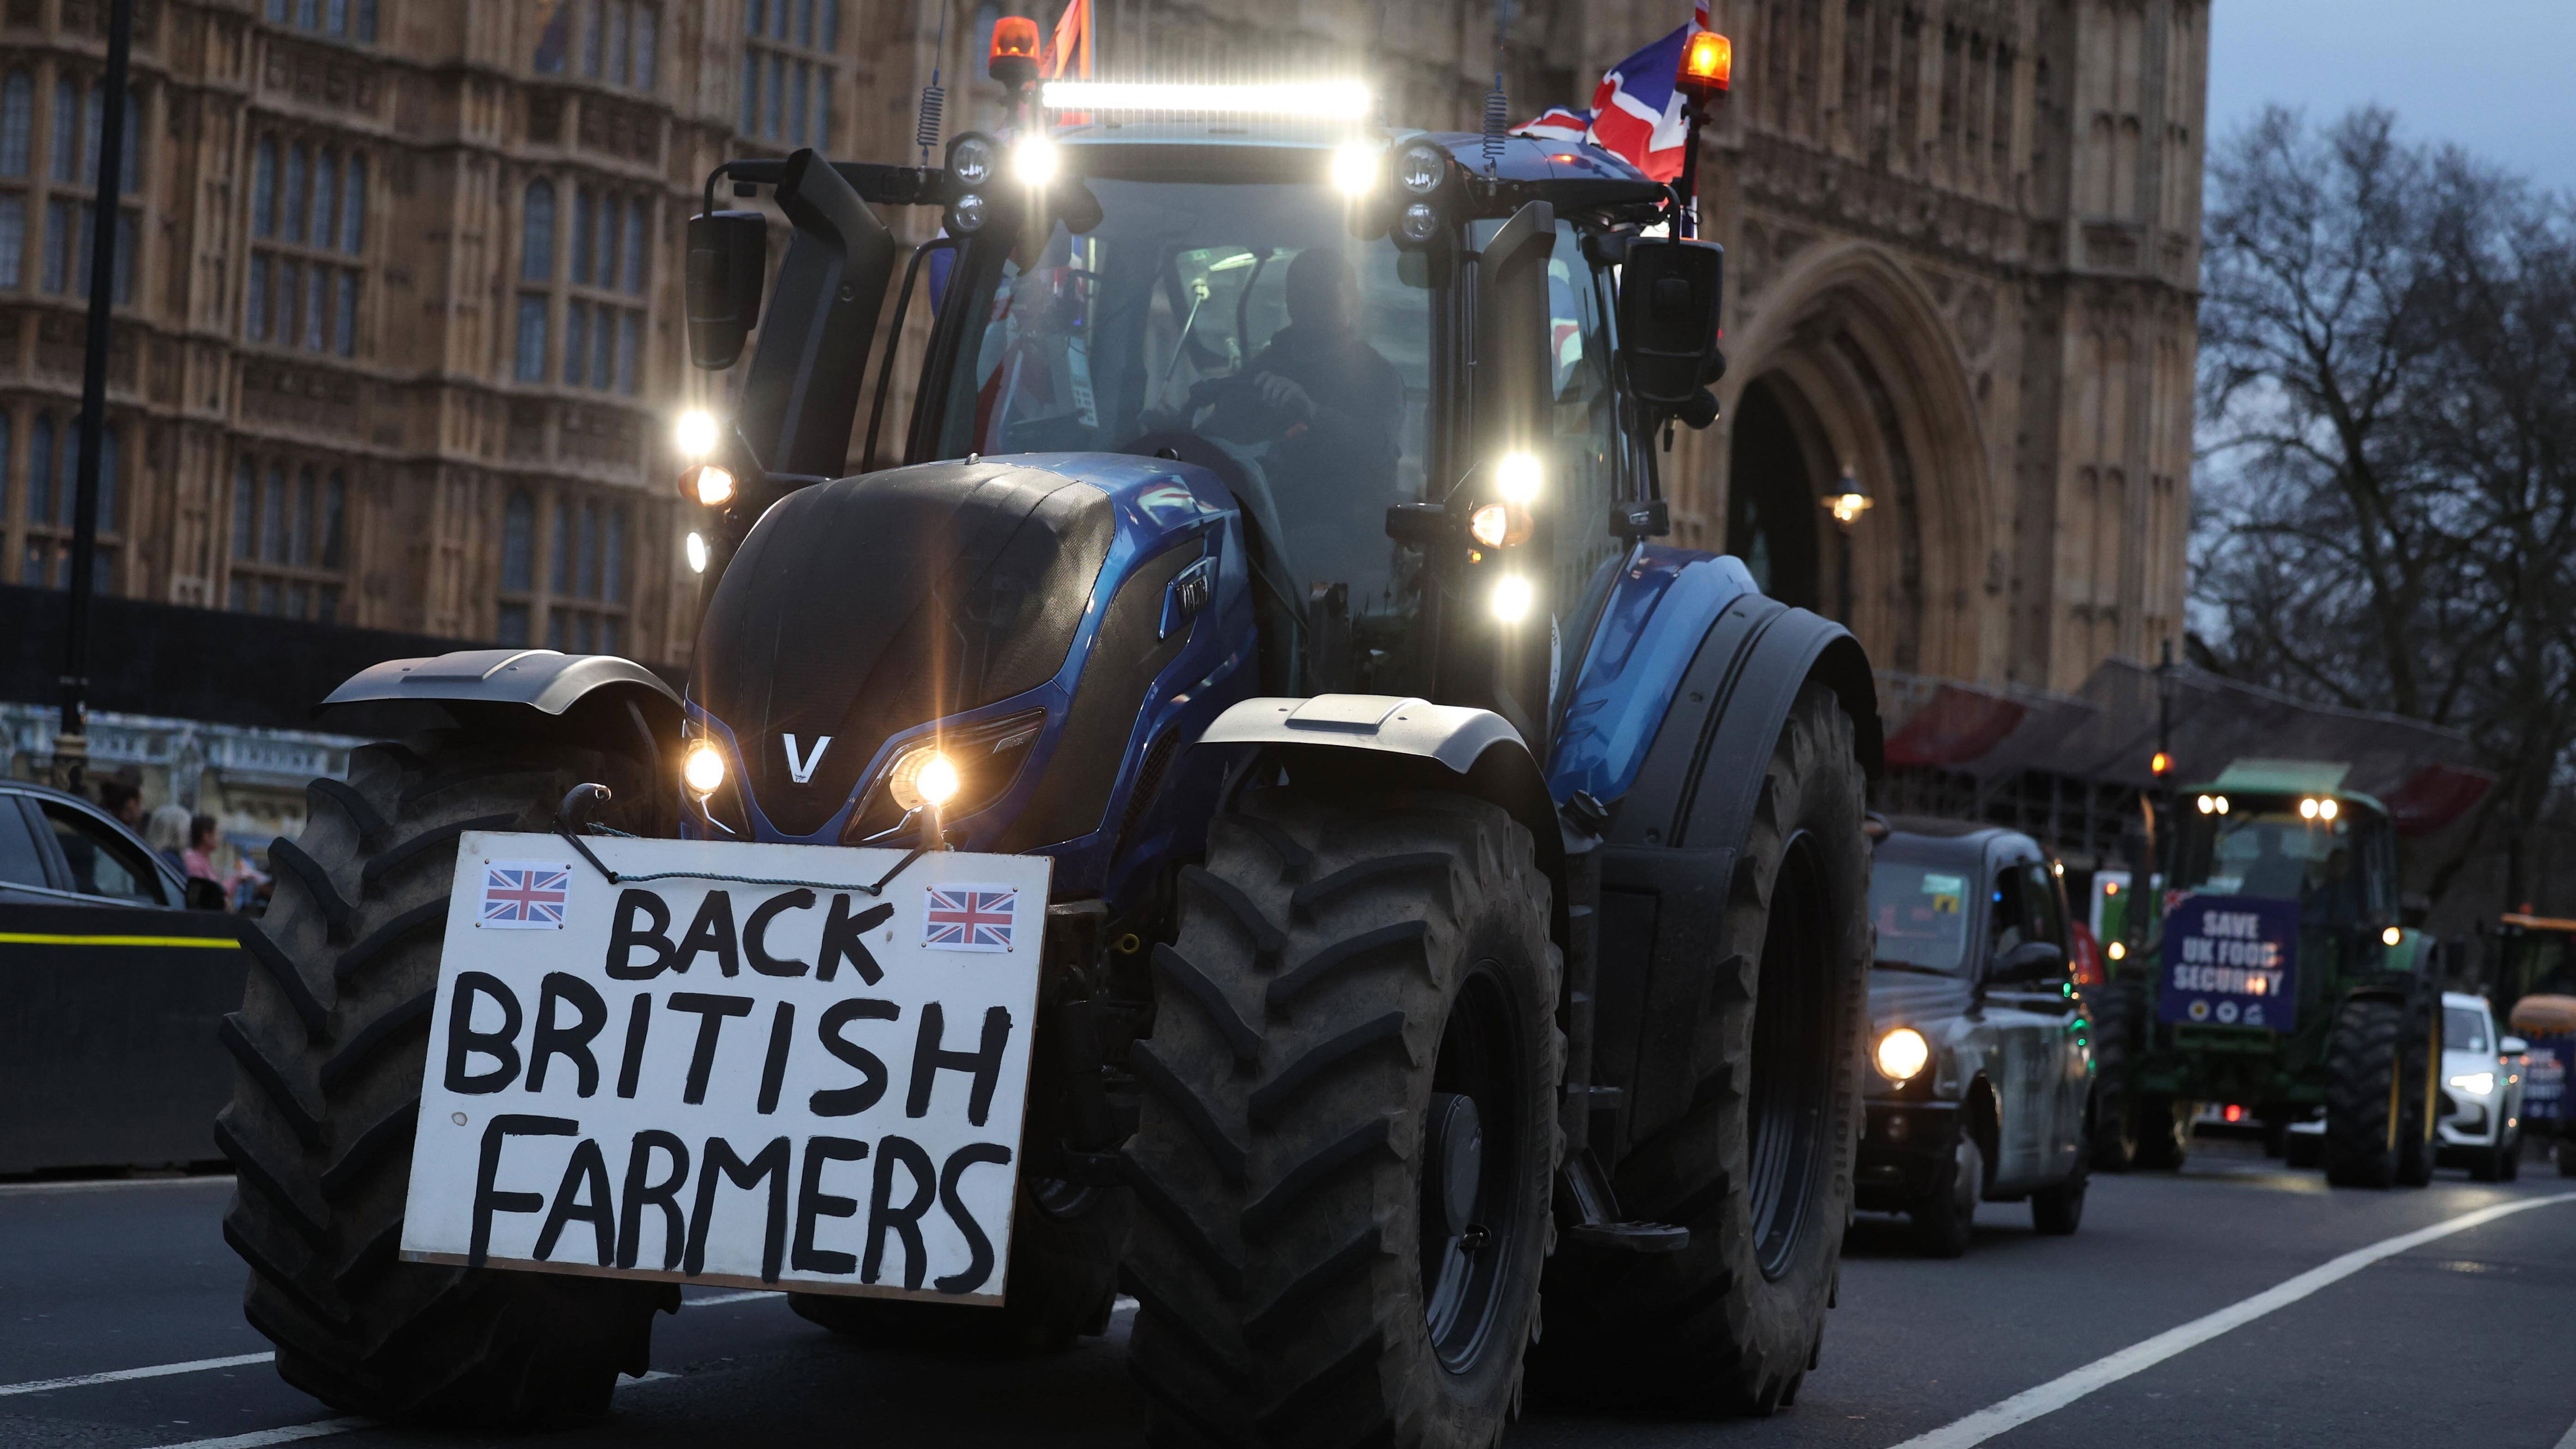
[2169,758,2409,979]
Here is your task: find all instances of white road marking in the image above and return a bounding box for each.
[0,1175,232,1196]
[684,1289,784,1307]
[0,1352,273,1398]
[145,1373,675,1449]
[1888,1191,2576,1449]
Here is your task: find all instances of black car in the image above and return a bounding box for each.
[0,779,205,908]
[1,779,240,1176]
[1858,818,2094,1255]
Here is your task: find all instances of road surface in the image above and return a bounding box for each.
[4,1137,2572,1448]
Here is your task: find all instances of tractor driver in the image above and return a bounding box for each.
[1204,246,1404,498]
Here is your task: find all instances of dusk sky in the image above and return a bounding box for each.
[2205,1,2576,194]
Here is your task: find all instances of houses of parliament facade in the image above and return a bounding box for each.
[0,0,2201,704]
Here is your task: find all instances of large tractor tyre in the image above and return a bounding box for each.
[218,731,673,1425]
[2394,1006,2440,1188]
[2323,996,2407,1188]
[1526,682,1870,1416]
[2130,1094,2193,1171]
[1122,786,1562,1449]
[789,1172,1128,1352]
[2087,980,2141,1172]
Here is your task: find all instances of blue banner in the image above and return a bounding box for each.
[2158,895,2300,1032]
[2525,1038,2570,1122]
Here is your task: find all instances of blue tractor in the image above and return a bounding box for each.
[219,78,1882,1447]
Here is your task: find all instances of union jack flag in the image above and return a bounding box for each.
[923,885,1018,953]
[480,862,571,929]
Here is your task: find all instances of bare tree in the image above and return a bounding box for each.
[2194,105,2576,899]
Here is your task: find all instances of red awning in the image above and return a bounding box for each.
[1883,685,2028,768]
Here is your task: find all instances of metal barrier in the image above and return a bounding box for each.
[0,903,249,1175]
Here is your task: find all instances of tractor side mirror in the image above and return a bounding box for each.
[686,210,769,371]
[1617,237,1724,410]
[1989,940,2067,986]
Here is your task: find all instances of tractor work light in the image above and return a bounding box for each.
[887,745,963,812]
[2214,794,2230,814]
[1469,503,1510,549]
[1495,451,1541,505]
[682,742,727,797]
[2196,794,2214,814]
[674,407,719,458]
[948,188,990,233]
[1330,140,1379,197]
[2449,1070,2496,1096]
[2107,940,2128,961]
[685,531,709,574]
[1490,575,1533,623]
[1874,1027,1929,1083]
[1038,79,1372,118]
[1011,134,1060,186]
[1397,199,1442,245]
[681,464,736,507]
[2319,798,2339,821]
[948,133,1000,188]
[2383,926,2404,947]
[988,16,1041,82]
[2151,749,2172,775]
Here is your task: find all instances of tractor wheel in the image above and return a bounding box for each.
[2395,1006,2439,1187]
[218,731,673,1425]
[1526,681,1869,1416]
[2130,1094,2193,1171]
[1121,786,1561,1449]
[2324,997,2407,1188]
[789,1167,1127,1352]
[2086,979,2141,1172]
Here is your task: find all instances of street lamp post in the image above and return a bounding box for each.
[56,0,135,793]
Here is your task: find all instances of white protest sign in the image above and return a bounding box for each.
[400,832,1053,1303]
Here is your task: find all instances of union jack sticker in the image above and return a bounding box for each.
[478,861,571,930]
[923,884,1018,953]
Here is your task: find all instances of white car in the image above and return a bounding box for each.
[2435,992,2528,1181]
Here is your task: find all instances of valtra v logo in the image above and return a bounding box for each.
[781,733,832,784]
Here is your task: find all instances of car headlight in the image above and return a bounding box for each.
[2448,1070,2496,1096]
[682,741,727,796]
[1875,1027,1930,1083]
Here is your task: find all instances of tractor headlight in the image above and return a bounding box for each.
[674,407,719,458]
[1495,451,1541,505]
[1396,140,1449,196]
[1330,140,1379,197]
[1490,575,1533,623]
[682,742,727,796]
[687,465,736,507]
[948,188,989,234]
[2449,1070,2496,1096]
[1010,134,1059,187]
[1397,199,1442,245]
[1469,503,1510,548]
[1875,1027,1930,1083]
[887,746,963,812]
[2381,926,2403,947]
[685,531,709,574]
[948,133,999,188]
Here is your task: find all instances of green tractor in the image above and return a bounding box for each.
[2094,760,2442,1187]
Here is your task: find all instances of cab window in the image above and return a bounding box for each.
[0,797,49,889]
[2020,863,2067,950]
[39,802,168,904]
[1989,862,2031,955]
[1548,224,1622,606]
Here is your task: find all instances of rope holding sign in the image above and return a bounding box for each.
[549,783,928,898]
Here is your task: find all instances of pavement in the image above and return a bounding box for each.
[5,1136,2574,1448]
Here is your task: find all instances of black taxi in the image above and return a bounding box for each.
[1858,818,2094,1255]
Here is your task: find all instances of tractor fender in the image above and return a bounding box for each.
[1603,592,1881,854]
[314,648,683,768]
[1199,694,1564,892]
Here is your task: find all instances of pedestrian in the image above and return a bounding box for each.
[98,778,146,831]
[146,805,192,875]
[182,814,223,882]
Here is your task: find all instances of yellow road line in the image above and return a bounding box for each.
[0,932,241,949]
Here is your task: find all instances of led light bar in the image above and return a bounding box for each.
[1040,79,1372,118]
